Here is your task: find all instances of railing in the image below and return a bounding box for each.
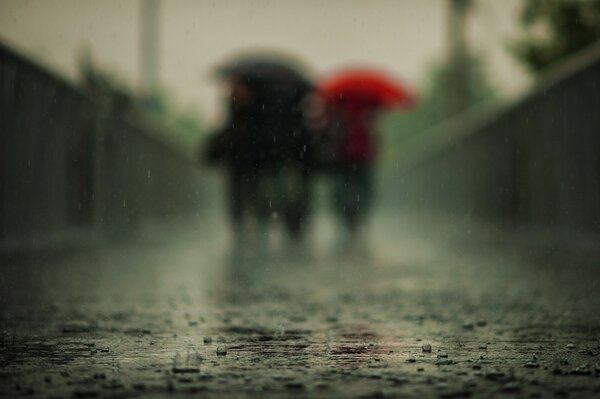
[394,42,600,233]
[0,43,203,247]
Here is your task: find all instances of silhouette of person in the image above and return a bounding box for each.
[202,59,315,257]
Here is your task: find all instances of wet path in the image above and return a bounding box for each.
[1,213,599,398]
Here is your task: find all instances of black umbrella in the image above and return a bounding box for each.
[213,54,315,167]
[216,55,313,100]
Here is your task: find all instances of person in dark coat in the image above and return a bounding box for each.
[203,70,315,256]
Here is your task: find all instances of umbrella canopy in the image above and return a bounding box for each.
[217,55,313,99]
[213,54,315,167]
[318,69,416,113]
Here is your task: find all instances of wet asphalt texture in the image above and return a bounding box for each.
[1,213,600,398]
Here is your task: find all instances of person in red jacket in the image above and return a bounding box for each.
[318,69,416,248]
[332,102,378,245]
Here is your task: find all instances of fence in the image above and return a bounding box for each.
[394,43,600,233]
[0,43,203,247]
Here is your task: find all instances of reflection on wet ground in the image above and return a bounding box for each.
[1,212,600,398]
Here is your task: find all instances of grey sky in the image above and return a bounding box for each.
[0,0,530,121]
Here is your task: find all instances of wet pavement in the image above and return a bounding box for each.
[1,212,600,398]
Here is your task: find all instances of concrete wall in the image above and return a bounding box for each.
[394,43,600,233]
[0,44,203,245]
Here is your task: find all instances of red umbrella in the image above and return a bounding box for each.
[318,69,416,113]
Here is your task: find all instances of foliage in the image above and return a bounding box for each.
[512,0,600,74]
[378,53,498,169]
[77,50,204,144]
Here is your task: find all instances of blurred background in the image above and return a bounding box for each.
[0,0,600,252]
[2,1,600,397]
[2,0,600,251]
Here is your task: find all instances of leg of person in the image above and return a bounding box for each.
[337,164,373,245]
[352,164,374,250]
[282,165,312,242]
[345,166,361,235]
[331,167,354,248]
[228,171,245,257]
[253,169,274,256]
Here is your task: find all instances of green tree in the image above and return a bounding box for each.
[78,51,204,150]
[378,53,498,169]
[512,0,600,74]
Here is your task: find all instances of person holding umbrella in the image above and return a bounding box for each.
[317,68,416,249]
[202,54,316,257]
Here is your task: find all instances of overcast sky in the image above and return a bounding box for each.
[0,0,530,122]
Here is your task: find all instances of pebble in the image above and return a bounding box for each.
[73,389,99,398]
[478,344,487,350]
[172,367,200,373]
[485,370,505,380]
[101,380,124,390]
[363,390,385,398]
[524,362,540,368]
[407,357,416,363]
[501,382,520,392]
[216,347,228,356]
[61,322,93,333]
[437,352,449,358]
[285,381,305,390]
[366,371,383,379]
[203,336,213,344]
[186,386,206,393]
[572,365,591,375]
[439,388,471,398]
[124,328,151,335]
[422,344,432,352]
[566,343,576,349]
[389,376,408,384]
[462,323,474,330]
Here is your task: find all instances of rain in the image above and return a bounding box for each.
[1,1,600,398]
